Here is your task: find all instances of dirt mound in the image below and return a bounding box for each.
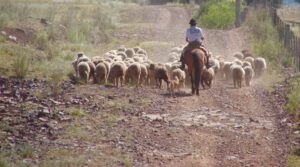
[1,27,35,45]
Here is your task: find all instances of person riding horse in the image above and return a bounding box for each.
[180,19,210,70]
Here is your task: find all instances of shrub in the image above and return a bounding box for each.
[12,48,30,79]
[194,0,237,29]
[244,7,294,67]
[285,77,300,119]
[18,144,33,159]
[35,31,49,50]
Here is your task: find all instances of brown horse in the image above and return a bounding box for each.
[182,48,207,95]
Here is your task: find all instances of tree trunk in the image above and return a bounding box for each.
[235,0,241,27]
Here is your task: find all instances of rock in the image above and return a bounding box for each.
[38,117,48,122]
[143,114,163,121]
[50,99,61,105]
[129,99,135,103]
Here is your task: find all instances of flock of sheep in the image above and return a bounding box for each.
[72,46,267,96]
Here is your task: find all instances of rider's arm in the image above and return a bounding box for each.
[186,37,189,42]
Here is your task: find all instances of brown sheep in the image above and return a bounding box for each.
[201,67,215,89]
[125,48,135,58]
[149,63,169,88]
[108,62,126,88]
[231,65,245,88]
[125,63,141,88]
[77,62,90,84]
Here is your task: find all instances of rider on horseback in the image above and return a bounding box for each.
[180,19,210,70]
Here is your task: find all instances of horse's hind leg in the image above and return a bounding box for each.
[190,74,195,95]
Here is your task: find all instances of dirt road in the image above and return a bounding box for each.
[115,5,290,166]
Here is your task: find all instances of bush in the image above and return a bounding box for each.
[194,0,237,29]
[12,49,30,79]
[244,7,294,67]
[285,77,300,119]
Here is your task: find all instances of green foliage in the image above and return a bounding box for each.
[245,7,294,67]
[285,77,300,118]
[0,1,31,27]
[18,144,33,159]
[65,108,86,117]
[35,31,49,50]
[12,48,30,79]
[287,148,300,167]
[194,0,236,29]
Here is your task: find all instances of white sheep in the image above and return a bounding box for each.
[254,57,267,76]
[244,66,255,86]
[139,64,148,86]
[231,64,245,88]
[233,52,244,60]
[77,61,90,84]
[244,57,254,67]
[201,67,215,89]
[95,62,107,84]
[171,68,186,88]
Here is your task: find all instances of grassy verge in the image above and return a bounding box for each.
[244,7,294,68]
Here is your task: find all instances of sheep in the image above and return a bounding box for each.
[95,62,107,84]
[244,66,255,86]
[125,63,141,88]
[87,61,96,82]
[209,58,220,74]
[231,65,245,88]
[139,64,148,86]
[125,48,135,58]
[117,52,127,60]
[242,49,253,58]
[171,47,183,54]
[164,62,173,76]
[233,59,243,66]
[108,62,126,88]
[223,62,233,80]
[77,62,90,84]
[117,46,126,52]
[253,57,267,76]
[242,61,252,68]
[233,52,244,60]
[168,76,180,97]
[149,63,169,88]
[171,68,186,88]
[136,49,147,57]
[244,57,254,67]
[201,67,215,89]
[133,47,141,53]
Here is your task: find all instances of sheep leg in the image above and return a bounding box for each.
[159,79,162,89]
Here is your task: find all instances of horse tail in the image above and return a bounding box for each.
[192,52,201,88]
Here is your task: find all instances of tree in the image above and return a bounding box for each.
[235,0,241,27]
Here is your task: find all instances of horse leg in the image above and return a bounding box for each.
[190,73,195,94]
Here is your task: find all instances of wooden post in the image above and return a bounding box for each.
[235,0,241,27]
